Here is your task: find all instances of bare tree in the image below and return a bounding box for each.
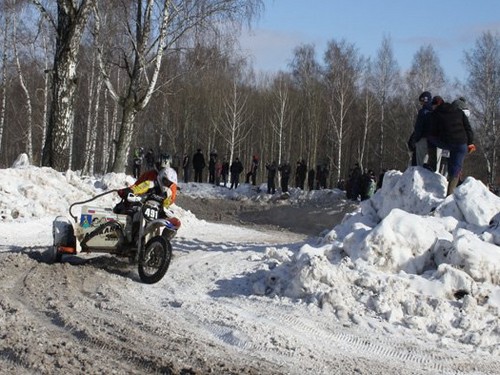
[0,13,9,157]
[94,0,262,173]
[406,45,445,95]
[290,44,323,170]
[371,36,400,171]
[323,39,363,183]
[270,72,291,166]
[32,0,96,170]
[464,31,500,185]
[356,58,377,170]
[13,13,34,161]
[218,79,251,164]
[82,53,103,175]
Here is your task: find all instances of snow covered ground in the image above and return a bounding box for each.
[1,154,499,374]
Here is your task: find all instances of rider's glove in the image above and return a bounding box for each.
[468,144,476,154]
[118,188,131,199]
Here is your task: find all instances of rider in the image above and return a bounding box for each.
[115,154,181,231]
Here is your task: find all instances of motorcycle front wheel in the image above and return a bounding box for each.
[138,236,172,284]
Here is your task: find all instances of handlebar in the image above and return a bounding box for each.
[69,189,118,223]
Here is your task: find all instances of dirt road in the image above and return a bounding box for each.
[0,196,357,374]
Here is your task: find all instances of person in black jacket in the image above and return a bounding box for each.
[192,149,206,183]
[295,159,307,190]
[245,155,259,185]
[427,96,476,195]
[410,91,440,168]
[266,161,277,194]
[278,161,291,193]
[229,157,244,189]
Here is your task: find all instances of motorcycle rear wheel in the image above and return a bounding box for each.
[138,236,172,284]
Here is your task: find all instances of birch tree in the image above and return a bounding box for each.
[0,14,9,157]
[464,31,500,185]
[270,72,291,166]
[406,45,445,96]
[218,79,251,165]
[323,39,362,183]
[290,44,322,170]
[358,59,377,169]
[33,0,96,171]
[371,36,400,171]
[82,53,103,175]
[13,13,34,161]
[94,0,262,173]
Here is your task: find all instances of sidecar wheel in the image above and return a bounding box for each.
[138,237,172,284]
[50,246,63,263]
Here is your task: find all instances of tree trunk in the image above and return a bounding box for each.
[41,1,94,171]
[112,102,137,172]
[0,18,8,157]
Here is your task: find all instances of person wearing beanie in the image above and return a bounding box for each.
[409,91,434,167]
[452,96,471,117]
[427,96,475,196]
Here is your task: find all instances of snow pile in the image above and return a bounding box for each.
[257,167,500,352]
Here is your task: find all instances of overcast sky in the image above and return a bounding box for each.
[239,0,500,82]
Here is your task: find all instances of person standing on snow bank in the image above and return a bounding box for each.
[408,91,437,168]
[427,95,476,196]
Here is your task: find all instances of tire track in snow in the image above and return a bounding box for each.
[185,299,497,375]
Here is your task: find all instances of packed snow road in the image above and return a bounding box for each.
[0,195,499,374]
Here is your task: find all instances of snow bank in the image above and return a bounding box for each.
[257,167,500,353]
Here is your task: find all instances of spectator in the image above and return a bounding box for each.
[245,155,259,185]
[360,169,377,200]
[192,148,206,183]
[131,147,144,179]
[346,163,362,200]
[145,148,155,170]
[208,151,217,184]
[229,157,244,189]
[316,164,329,189]
[266,161,277,194]
[410,91,435,167]
[428,95,475,195]
[295,159,307,190]
[278,161,291,193]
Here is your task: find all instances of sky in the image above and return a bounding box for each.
[239,0,500,83]
[1,154,500,373]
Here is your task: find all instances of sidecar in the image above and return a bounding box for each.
[51,205,131,262]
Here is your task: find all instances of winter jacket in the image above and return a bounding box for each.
[230,160,244,175]
[430,103,474,145]
[192,151,206,170]
[413,103,432,142]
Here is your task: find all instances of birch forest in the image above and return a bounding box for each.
[1,1,500,187]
